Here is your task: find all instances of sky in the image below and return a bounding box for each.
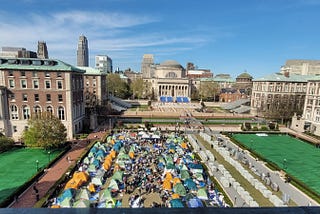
[0,0,320,78]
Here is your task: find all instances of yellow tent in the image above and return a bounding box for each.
[118,135,125,140]
[51,204,61,208]
[110,150,116,159]
[165,172,173,181]
[129,151,134,159]
[73,171,89,183]
[162,180,172,191]
[64,178,79,189]
[173,177,181,186]
[181,142,188,149]
[88,183,96,193]
[172,193,180,199]
[105,155,112,162]
[110,139,115,145]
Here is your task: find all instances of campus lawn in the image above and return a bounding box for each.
[0,148,60,203]
[232,133,320,195]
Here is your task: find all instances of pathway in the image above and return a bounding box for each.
[9,130,107,208]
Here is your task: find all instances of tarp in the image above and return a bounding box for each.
[173,177,181,186]
[173,183,186,196]
[170,199,184,208]
[92,176,103,186]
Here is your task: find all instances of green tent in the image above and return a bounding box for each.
[194,173,204,181]
[112,171,124,182]
[180,170,190,180]
[173,182,186,196]
[60,197,72,208]
[75,188,90,201]
[73,199,90,208]
[108,179,119,190]
[99,188,112,202]
[197,188,208,200]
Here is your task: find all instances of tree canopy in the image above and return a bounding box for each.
[22,115,67,149]
[199,81,219,101]
[107,73,130,99]
[130,78,152,99]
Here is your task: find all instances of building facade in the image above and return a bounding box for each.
[95,55,112,73]
[142,59,191,101]
[141,54,154,78]
[0,57,85,141]
[281,60,320,75]
[37,41,48,59]
[0,47,37,58]
[77,35,89,67]
[251,73,309,119]
[291,76,320,136]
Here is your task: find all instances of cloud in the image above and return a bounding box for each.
[0,9,211,69]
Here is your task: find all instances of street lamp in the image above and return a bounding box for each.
[48,151,51,163]
[283,158,287,170]
[36,160,39,172]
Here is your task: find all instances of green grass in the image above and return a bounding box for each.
[231,133,320,203]
[0,148,60,204]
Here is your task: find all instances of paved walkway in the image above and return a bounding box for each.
[9,130,107,208]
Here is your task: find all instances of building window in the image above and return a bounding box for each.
[13,126,17,132]
[9,79,15,88]
[22,105,30,119]
[58,106,65,120]
[34,105,41,118]
[32,71,38,77]
[57,72,62,77]
[58,94,63,102]
[46,94,51,102]
[23,94,28,101]
[9,93,15,101]
[45,80,51,89]
[33,80,39,89]
[21,79,27,88]
[34,94,39,102]
[57,80,63,89]
[45,72,50,77]
[47,106,53,115]
[10,105,18,120]
[93,80,96,87]
[9,71,13,76]
[20,71,25,76]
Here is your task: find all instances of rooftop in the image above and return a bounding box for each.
[0,57,84,73]
[253,73,315,82]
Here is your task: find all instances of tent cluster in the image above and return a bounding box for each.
[49,130,227,208]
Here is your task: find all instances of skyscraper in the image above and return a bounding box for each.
[77,35,89,67]
[37,41,48,59]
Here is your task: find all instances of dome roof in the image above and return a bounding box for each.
[160,60,182,68]
[237,72,252,79]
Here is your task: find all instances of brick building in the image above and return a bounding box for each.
[0,57,85,141]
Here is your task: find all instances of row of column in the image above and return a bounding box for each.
[158,84,188,97]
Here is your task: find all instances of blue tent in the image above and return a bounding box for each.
[170,199,184,208]
[187,197,204,208]
[57,188,76,203]
[184,178,197,191]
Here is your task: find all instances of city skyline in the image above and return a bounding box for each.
[0,0,320,78]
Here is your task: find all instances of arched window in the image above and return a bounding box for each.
[58,106,65,120]
[47,106,53,115]
[22,105,30,120]
[34,105,42,118]
[10,104,19,120]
